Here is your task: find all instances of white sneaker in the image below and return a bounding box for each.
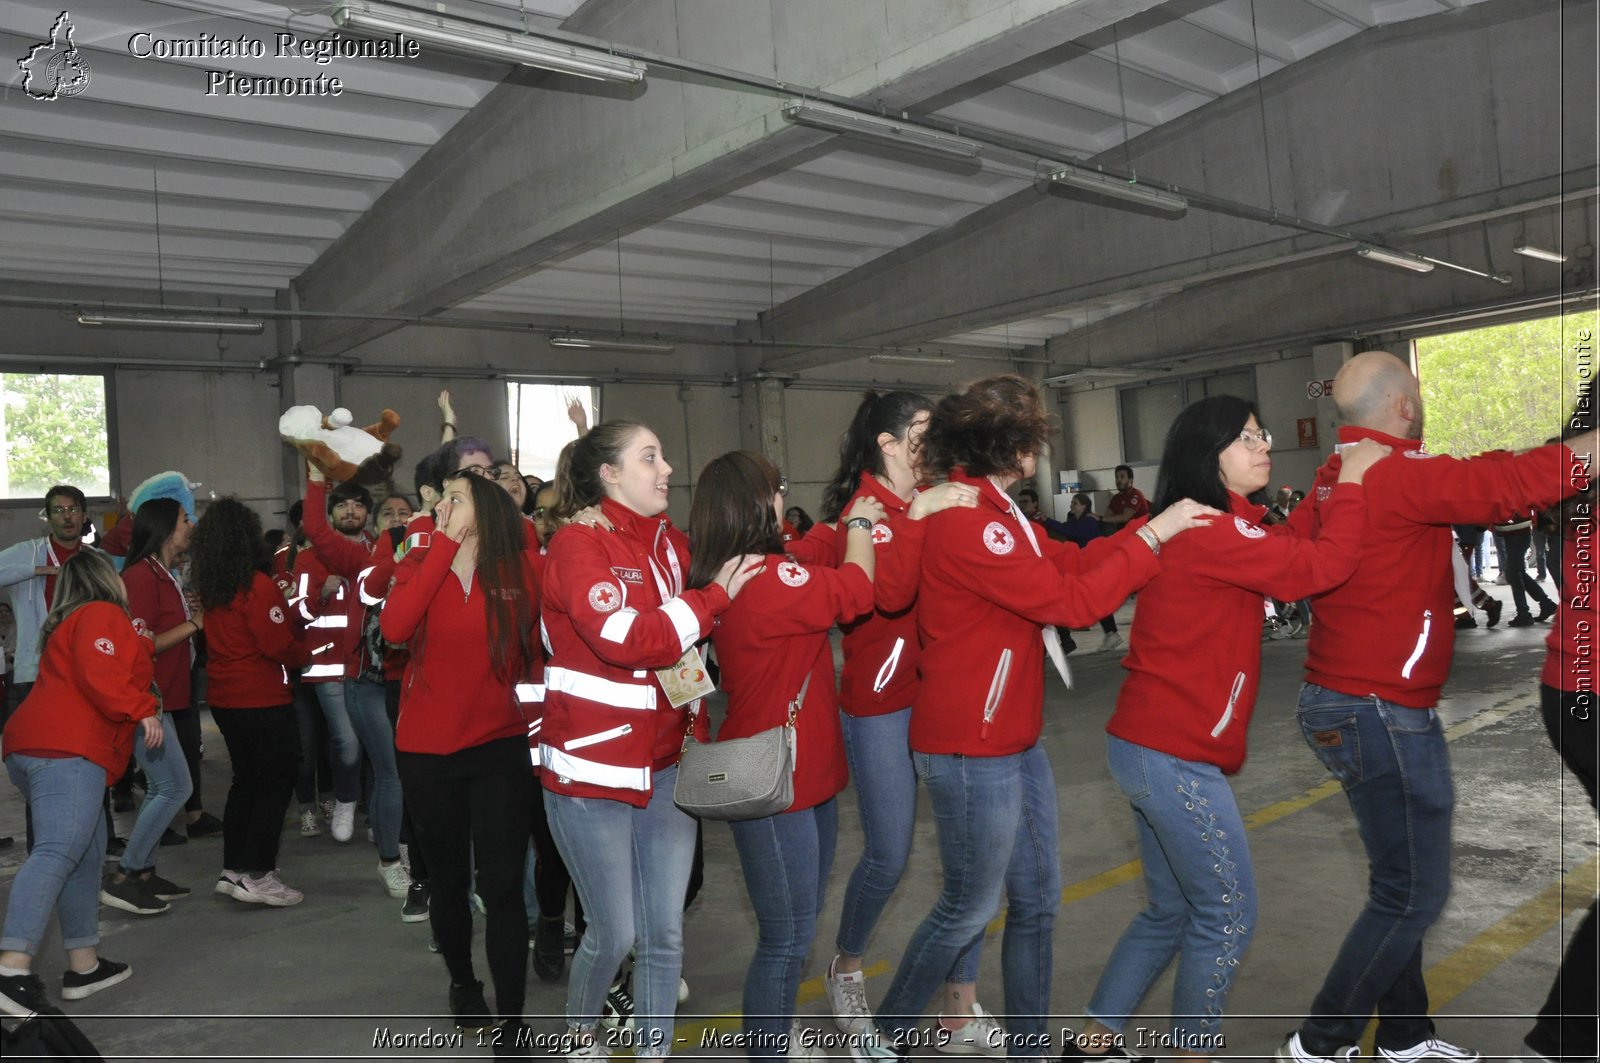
[599,981,634,1033]
[564,1034,612,1058]
[1277,1033,1359,1063]
[825,956,874,1037]
[213,870,245,900]
[788,1021,827,1061]
[1099,632,1126,654]
[935,1004,1005,1058]
[299,809,323,837]
[678,977,689,1003]
[1377,1039,1482,1063]
[378,860,410,898]
[236,870,303,907]
[330,801,357,843]
[849,1029,903,1062]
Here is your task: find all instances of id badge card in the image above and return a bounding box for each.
[656,646,716,708]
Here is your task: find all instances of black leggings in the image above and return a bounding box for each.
[211,704,299,874]
[170,707,205,813]
[386,680,427,883]
[397,737,533,1022]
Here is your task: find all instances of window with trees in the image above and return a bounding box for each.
[506,383,598,480]
[0,372,112,501]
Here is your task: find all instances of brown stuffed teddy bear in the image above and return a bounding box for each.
[279,405,402,486]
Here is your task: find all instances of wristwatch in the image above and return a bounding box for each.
[845,517,874,532]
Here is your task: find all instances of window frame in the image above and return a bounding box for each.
[0,364,120,510]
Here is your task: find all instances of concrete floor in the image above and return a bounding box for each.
[0,581,1593,1061]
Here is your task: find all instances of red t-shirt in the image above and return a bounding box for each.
[43,538,81,606]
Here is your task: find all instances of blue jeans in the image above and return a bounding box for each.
[837,708,981,983]
[316,678,403,860]
[878,743,1060,1059]
[1087,737,1256,1052]
[1295,684,1453,1053]
[2,754,107,955]
[122,713,194,873]
[546,766,696,1059]
[730,800,839,1062]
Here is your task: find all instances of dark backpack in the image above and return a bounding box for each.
[0,1010,104,1060]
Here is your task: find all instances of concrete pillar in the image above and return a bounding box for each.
[752,377,790,472]
[1310,341,1353,445]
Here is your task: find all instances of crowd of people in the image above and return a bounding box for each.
[0,355,1594,1063]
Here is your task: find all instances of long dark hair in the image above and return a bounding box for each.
[820,390,934,522]
[123,498,182,570]
[555,421,645,515]
[190,498,270,610]
[686,451,785,590]
[920,375,1055,480]
[1152,395,1262,515]
[429,472,537,685]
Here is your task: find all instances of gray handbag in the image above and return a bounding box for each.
[673,675,810,821]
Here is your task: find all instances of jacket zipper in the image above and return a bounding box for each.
[872,637,905,694]
[979,648,1013,740]
[565,722,633,751]
[1211,671,1246,738]
[1400,609,1432,680]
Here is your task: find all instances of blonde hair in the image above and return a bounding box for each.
[40,550,127,647]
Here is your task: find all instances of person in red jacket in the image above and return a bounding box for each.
[873,375,1216,1059]
[101,498,198,916]
[190,499,313,908]
[540,420,761,1060]
[1277,351,1600,1063]
[1065,397,1386,1062]
[689,450,883,1061]
[1516,405,1597,1063]
[811,390,1004,1052]
[381,471,540,1045]
[0,550,161,1015]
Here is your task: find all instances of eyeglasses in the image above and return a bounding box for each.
[777,475,789,496]
[1236,429,1273,451]
[449,466,493,480]
[47,505,83,517]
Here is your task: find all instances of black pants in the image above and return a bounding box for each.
[397,736,533,1022]
[211,704,299,874]
[386,680,428,883]
[529,779,571,917]
[1529,686,1598,1062]
[170,707,205,813]
[1504,529,1555,617]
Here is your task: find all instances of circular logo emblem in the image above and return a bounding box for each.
[269,606,285,624]
[982,521,1015,555]
[588,581,621,613]
[132,617,149,638]
[871,523,892,545]
[777,562,810,587]
[93,637,115,656]
[1402,448,1437,460]
[46,50,91,98]
[1233,516,1267,540]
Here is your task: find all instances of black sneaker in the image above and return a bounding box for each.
[1058,1036,1153,1063]
[1508,613,1537,628]
[61,958,132,1001]
[600,979,635,1032]
[0,971,52,1018]
[100,874,170,916]
[140,871,191,900]
[1536,600,1557,622]
[493,1019,535,1057]
[104,836,126,859]
[449,980,492,1033]
[158,827,188,847]
[402,881,430,923]
[186,811,224,838]
[1484,598,1503,627]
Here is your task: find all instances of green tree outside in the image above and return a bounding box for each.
[1416,310,1599,456]
[0,373,111,498]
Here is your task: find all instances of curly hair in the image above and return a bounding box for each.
[189,498,270,610]
[918,375,1056,480]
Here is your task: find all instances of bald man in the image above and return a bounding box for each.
[1276,351,1599,1063]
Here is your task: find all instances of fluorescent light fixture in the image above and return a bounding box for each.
[77,312,264,334]
[869,353,956,367]
[332,2,647,83]
[1043,167,1187,214]
[1042,368,1143,386]
[1513,243,1569,264]
[782,100,983,160]
[549,333,673,354]
[1356,245,1435,274]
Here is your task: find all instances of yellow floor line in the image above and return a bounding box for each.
[672,693,1543,1044]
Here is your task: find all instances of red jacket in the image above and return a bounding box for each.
[380,532,540,756]
[1544,507,1597,692]
[788,521,837,567]
[292,519,371,684]
[122,556,194,712]
[834,473,922,716]
[3,602,160,784]
[301,480,416,682]
[1108,487,1366,774]
[711,556,874,811]
[912,469,1162,755]
[539,498,729,807]
[1296,428,1582,707]
[205,571,312,708]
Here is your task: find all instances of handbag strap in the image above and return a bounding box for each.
[785,673,812,726]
